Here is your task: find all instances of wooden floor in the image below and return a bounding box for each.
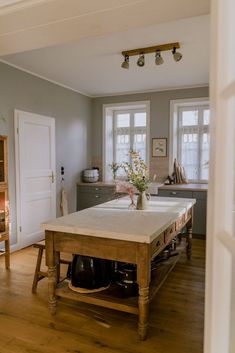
[0,238,205,353]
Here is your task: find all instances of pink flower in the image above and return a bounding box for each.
[115,181,135,205]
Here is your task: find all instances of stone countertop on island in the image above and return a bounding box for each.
[42,196,195,244]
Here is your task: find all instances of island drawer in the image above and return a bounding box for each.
[151,233,165,257]
[185,208,192,221]
[164,223,176,244]
[175,215,185,231]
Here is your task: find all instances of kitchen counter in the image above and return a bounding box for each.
[77,181,162,193]
[158,183,208,192]
[77,181,115,186]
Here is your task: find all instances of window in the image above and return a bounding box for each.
[103,102,150,181]
[170,99,210,182]
[114,110,147,165]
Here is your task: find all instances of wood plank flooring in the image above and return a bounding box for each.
[0,238,205,353]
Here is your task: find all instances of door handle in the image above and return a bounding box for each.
[49,171,55,183]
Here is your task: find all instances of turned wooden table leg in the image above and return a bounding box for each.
[138,286,150,340]
[137,244,151,340]
[45,231,57,315]
[186,218,193,260]
[5,238,10,269]
[48,265,57,315]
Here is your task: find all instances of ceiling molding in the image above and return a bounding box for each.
[0,59,92,97]
[91,84,209,98]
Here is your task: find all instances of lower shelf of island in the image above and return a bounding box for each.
[55,242,186,315]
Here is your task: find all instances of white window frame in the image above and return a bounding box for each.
[103,101,150,182]
[169,97,210,183]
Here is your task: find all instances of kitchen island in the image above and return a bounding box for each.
[43,196,195,340]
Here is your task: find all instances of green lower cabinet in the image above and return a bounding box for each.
[193,199,207,235]
[157,189,207,236]
[77,184,117,211]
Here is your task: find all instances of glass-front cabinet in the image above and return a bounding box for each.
[0,136,7,185]
[0,136,9,269]
[0,188,8,234]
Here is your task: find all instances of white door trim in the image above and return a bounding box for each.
[102,100,150,182]
[14,109,56,248]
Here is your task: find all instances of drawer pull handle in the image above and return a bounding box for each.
[95,188,99,191]
[171,191,177,195]
[95,195,100,198]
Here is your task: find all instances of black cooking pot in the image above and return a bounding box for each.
[116,263,138,297]
[71,255,112,290]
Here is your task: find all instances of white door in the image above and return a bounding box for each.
[204,0,235,352]
[15,110,56,249]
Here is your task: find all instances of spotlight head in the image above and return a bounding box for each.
[155,50,164,65]
[121,54,129,69]
[172,47,183,62]
[137,54,145,67]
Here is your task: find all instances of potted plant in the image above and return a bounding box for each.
[109,162,120,180]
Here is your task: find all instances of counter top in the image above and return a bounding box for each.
[158,183,208,192]
[77,181,115,187]
[77,181,162,193]
[42,196,195,244]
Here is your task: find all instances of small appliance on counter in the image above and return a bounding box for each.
[82,168,99,183]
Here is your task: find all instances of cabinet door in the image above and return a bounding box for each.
[0,136,7,185]
[193,199,207,235]
[77,186,116,211]
[0,188,8,234]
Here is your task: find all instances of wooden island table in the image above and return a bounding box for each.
[42,196,195,340]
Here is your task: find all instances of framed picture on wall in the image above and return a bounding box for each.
[152,138,167,157]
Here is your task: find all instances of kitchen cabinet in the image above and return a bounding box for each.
[0,135,10,268]
[77,183,117,211]
[157,185,207,236]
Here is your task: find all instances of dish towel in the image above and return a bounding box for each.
[60,181,68,216]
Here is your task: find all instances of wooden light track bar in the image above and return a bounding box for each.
[122,42,180,57]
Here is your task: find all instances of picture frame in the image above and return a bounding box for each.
[152,138,167,157]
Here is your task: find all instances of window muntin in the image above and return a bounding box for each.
[113,110,147,168]
[178,105,210,182]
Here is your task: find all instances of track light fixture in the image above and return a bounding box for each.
[137,53,145,67]
[155,50,164,65]
[172,47,183,62]
[121,54,129,69]
[121,42,182,69]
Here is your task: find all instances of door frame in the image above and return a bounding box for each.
[204,0,235,351]
[14,109,56,250]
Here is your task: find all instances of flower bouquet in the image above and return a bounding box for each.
[122,151,150,210]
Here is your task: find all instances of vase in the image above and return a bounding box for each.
[136,191,150,210]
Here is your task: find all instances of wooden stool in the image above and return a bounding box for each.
[32,240,71,293]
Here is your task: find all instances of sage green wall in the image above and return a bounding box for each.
[92,86,209,180]
[0,62,92,246]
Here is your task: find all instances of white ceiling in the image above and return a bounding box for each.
[0,0,210,97]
